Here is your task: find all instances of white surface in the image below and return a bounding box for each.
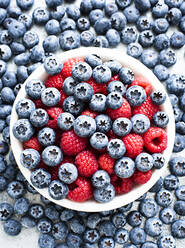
[0,0,185,247]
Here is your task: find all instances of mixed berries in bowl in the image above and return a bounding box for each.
[10,48,175,212]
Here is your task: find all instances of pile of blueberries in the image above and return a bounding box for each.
[0,0,185,247]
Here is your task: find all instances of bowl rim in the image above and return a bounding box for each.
[10,47,175,212]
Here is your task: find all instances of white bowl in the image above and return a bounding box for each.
[10,47,175,212]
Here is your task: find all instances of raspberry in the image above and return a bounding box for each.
[106,98,131,120]
[46,107,63,129]
[132,169,152,184]
[67,177,93,202]
[143,127,167,153]
[38,160,50,171]
[111,174,133,194]
[132,97,160,120]
[130,79,153,95]
[86,78,107,95]
[98,153,115,175]
[81,109,97,119]
[59,89,67,106]
[107,129,118,140]
[33,99,46,109]
[23,137,42,152]
[122,134,144,159]
[108,74,120,84]
[75,150,98,177]
[61,57,84,78]
[60,130,88,156]
[44,73,64,90]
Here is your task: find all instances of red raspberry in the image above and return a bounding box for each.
[111,174,133,194]
[86,78,107,95]
[107,129,118,140]
[143,127,167,153]
[108,74,120,84]
[23,137,42,152]
[60,130,88,156]
[132,96,160,120]
[33,99,46,109]
[122,134,144,158]
[130,79,153,95]
[98,153,115,175]
[106,98,131,120]
[59,89,67,106]
[67,177,93,202]
[61,57,84,78]
[45,74,64,90]
[75,150,98,177]
[38,160,50,170]
[46,107,63,129]
[81,109,97,118]
[132,169,152,184]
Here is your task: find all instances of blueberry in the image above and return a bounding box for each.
[26,79,45,99]
[0,44,12,62]
[74,115,96,138]
[15,99,35,119]
[176,185,185,201]
[95,114,111,133]
[145,217,163,237]
[2,126,10,144]
[92,170,110,188]
[87,213,101,229]
[180,93,185,111]
[123,5,140,23]
[0,120,6,132]
[135,0,151,12]
[94,18,111,35]
[180,1,185,14]
[38,234,55,248]
[52,222,68,240]
[107,81,126,97]
[166,74,185,96]
[141,242,158,248]
[174,200,185,216]
[105,2,118,16]
[17,66,28,84]
[20,148,40,170]
[159,207,176,224]
[60,209,74,222]
[169,94,179,106]
[179,16,185,33]
[84,55,102,69]
[28,62,42,74]
[14,52,30,66]
[141,49,159,68]
[42,145,63,167]
[106,29,120,47]
[3,163,16,180]
[0,29,12,45]
[93,36,109,48]
[169,156,185,176]
[16,0,33,10]
[45,0,63,8]
[37,218,52,234]
[111,12,127,31]
[63,96,84,116]
[66,233,82,248]
[173,133,185,153]
[106,92,123,110]
[13,119,34,142]
[29,204,44,220]
[77,17,90,31]
[59,30,80,51]
[10,41,25,55]
[127,211,143,227]
[66,5,80,20]
[90,132,108,150]
[72,62,92,82]
[107,139,126,159]
[8,19,26,39]
[63,76,78,96]
[80,0,93,15]
[1,87,15,104]
[116,0,131,9]
[115,156,135,178]
[2,71,17,88]
[176,121,185,135]
[22,30,39,49]
[18,13,32,29]
[139,198,158,218]
[131,114,150,134]
[60,18,76,32]
[94,184,115,203]
[89,9,104,25]
[48,180,68,200]
[125,245,137,248]
[152,18,169,34]
[14,197,29,215]
[38,127,56,147]
[111,212,126,228]
[154,34,170,51]
[45,205,59,221]
[115,228,129,244]
[0,202,13,221]
[157,235,176,248]
[155,189,173,207]
[20,215,36,228]
[119,68,134,85]
[68,217,85,234]
[4,219,21,236]
[58,163,78,184]
[153,111,169,128]
[172,220,185,238]
[129,227,146,245]
[152,153,165,169]
[89,94,107,112]
[7,180,25,199]
[139,30,154,47]
[0,105,12,120]
[99,236,115,248]
[135,152,153,172]
[0,155,7,173]
[30,168,51,189]
[152,2,169,18]
[30,45,44,63]
[153,64,169,81]
[33,7,50,25]
[50,6,66,21]
[91,0,105,9]
[41,87,60,106]
[136,16,152,31]
[167,7,182,25]
[121,27,138,44]
[57,112,75,131]
[170,31,185,49]
[30,109,49,128]
[83,229,100,243]
[44,55,62,76]
[0,60,7,77]
[0,0,10,8]
[80,31,95,47]
[0,175,7,191]
[126,86,146,106]
[99,220,116,236]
